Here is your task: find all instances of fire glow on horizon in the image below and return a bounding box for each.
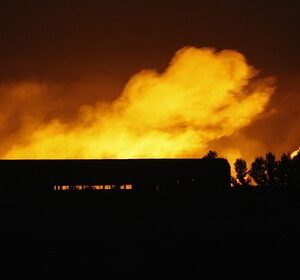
[291,147,300,159]
[1,46,275,164]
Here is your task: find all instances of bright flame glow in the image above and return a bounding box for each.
[2,47,274,160]
[291,147,300,159]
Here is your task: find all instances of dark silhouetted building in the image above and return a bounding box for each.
[0,158,230,196]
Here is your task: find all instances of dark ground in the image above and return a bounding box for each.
[1,159,299,277]
[1,189,300,277]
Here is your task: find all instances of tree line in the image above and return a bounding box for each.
[203,150,300,190]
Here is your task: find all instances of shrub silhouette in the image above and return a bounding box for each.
[202,150,219,159]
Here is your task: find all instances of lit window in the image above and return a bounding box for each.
[125,184,132,190]
[105,185,111,190]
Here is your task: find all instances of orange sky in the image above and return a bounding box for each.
[0,1,300,164]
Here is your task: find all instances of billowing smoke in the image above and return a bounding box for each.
[0,47,275,163]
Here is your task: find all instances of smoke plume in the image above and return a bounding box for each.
[0,47,275,162]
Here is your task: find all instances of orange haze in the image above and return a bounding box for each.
[1,47,275,164]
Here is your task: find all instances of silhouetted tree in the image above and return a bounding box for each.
[277,153,292,189]
[231,158,251,188]
[265,152,279,188]
[249,157,268,188]
[291,152,300,189]
[203,150,218,159]
[229,151,300,191]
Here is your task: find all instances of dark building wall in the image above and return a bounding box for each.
[0,158,230,195]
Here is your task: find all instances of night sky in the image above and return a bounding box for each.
[1,0,300,160]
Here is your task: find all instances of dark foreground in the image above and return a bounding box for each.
[0,159,299,276]
[2,189,300,276]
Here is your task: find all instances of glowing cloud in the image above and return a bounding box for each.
[1,46,274,159]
